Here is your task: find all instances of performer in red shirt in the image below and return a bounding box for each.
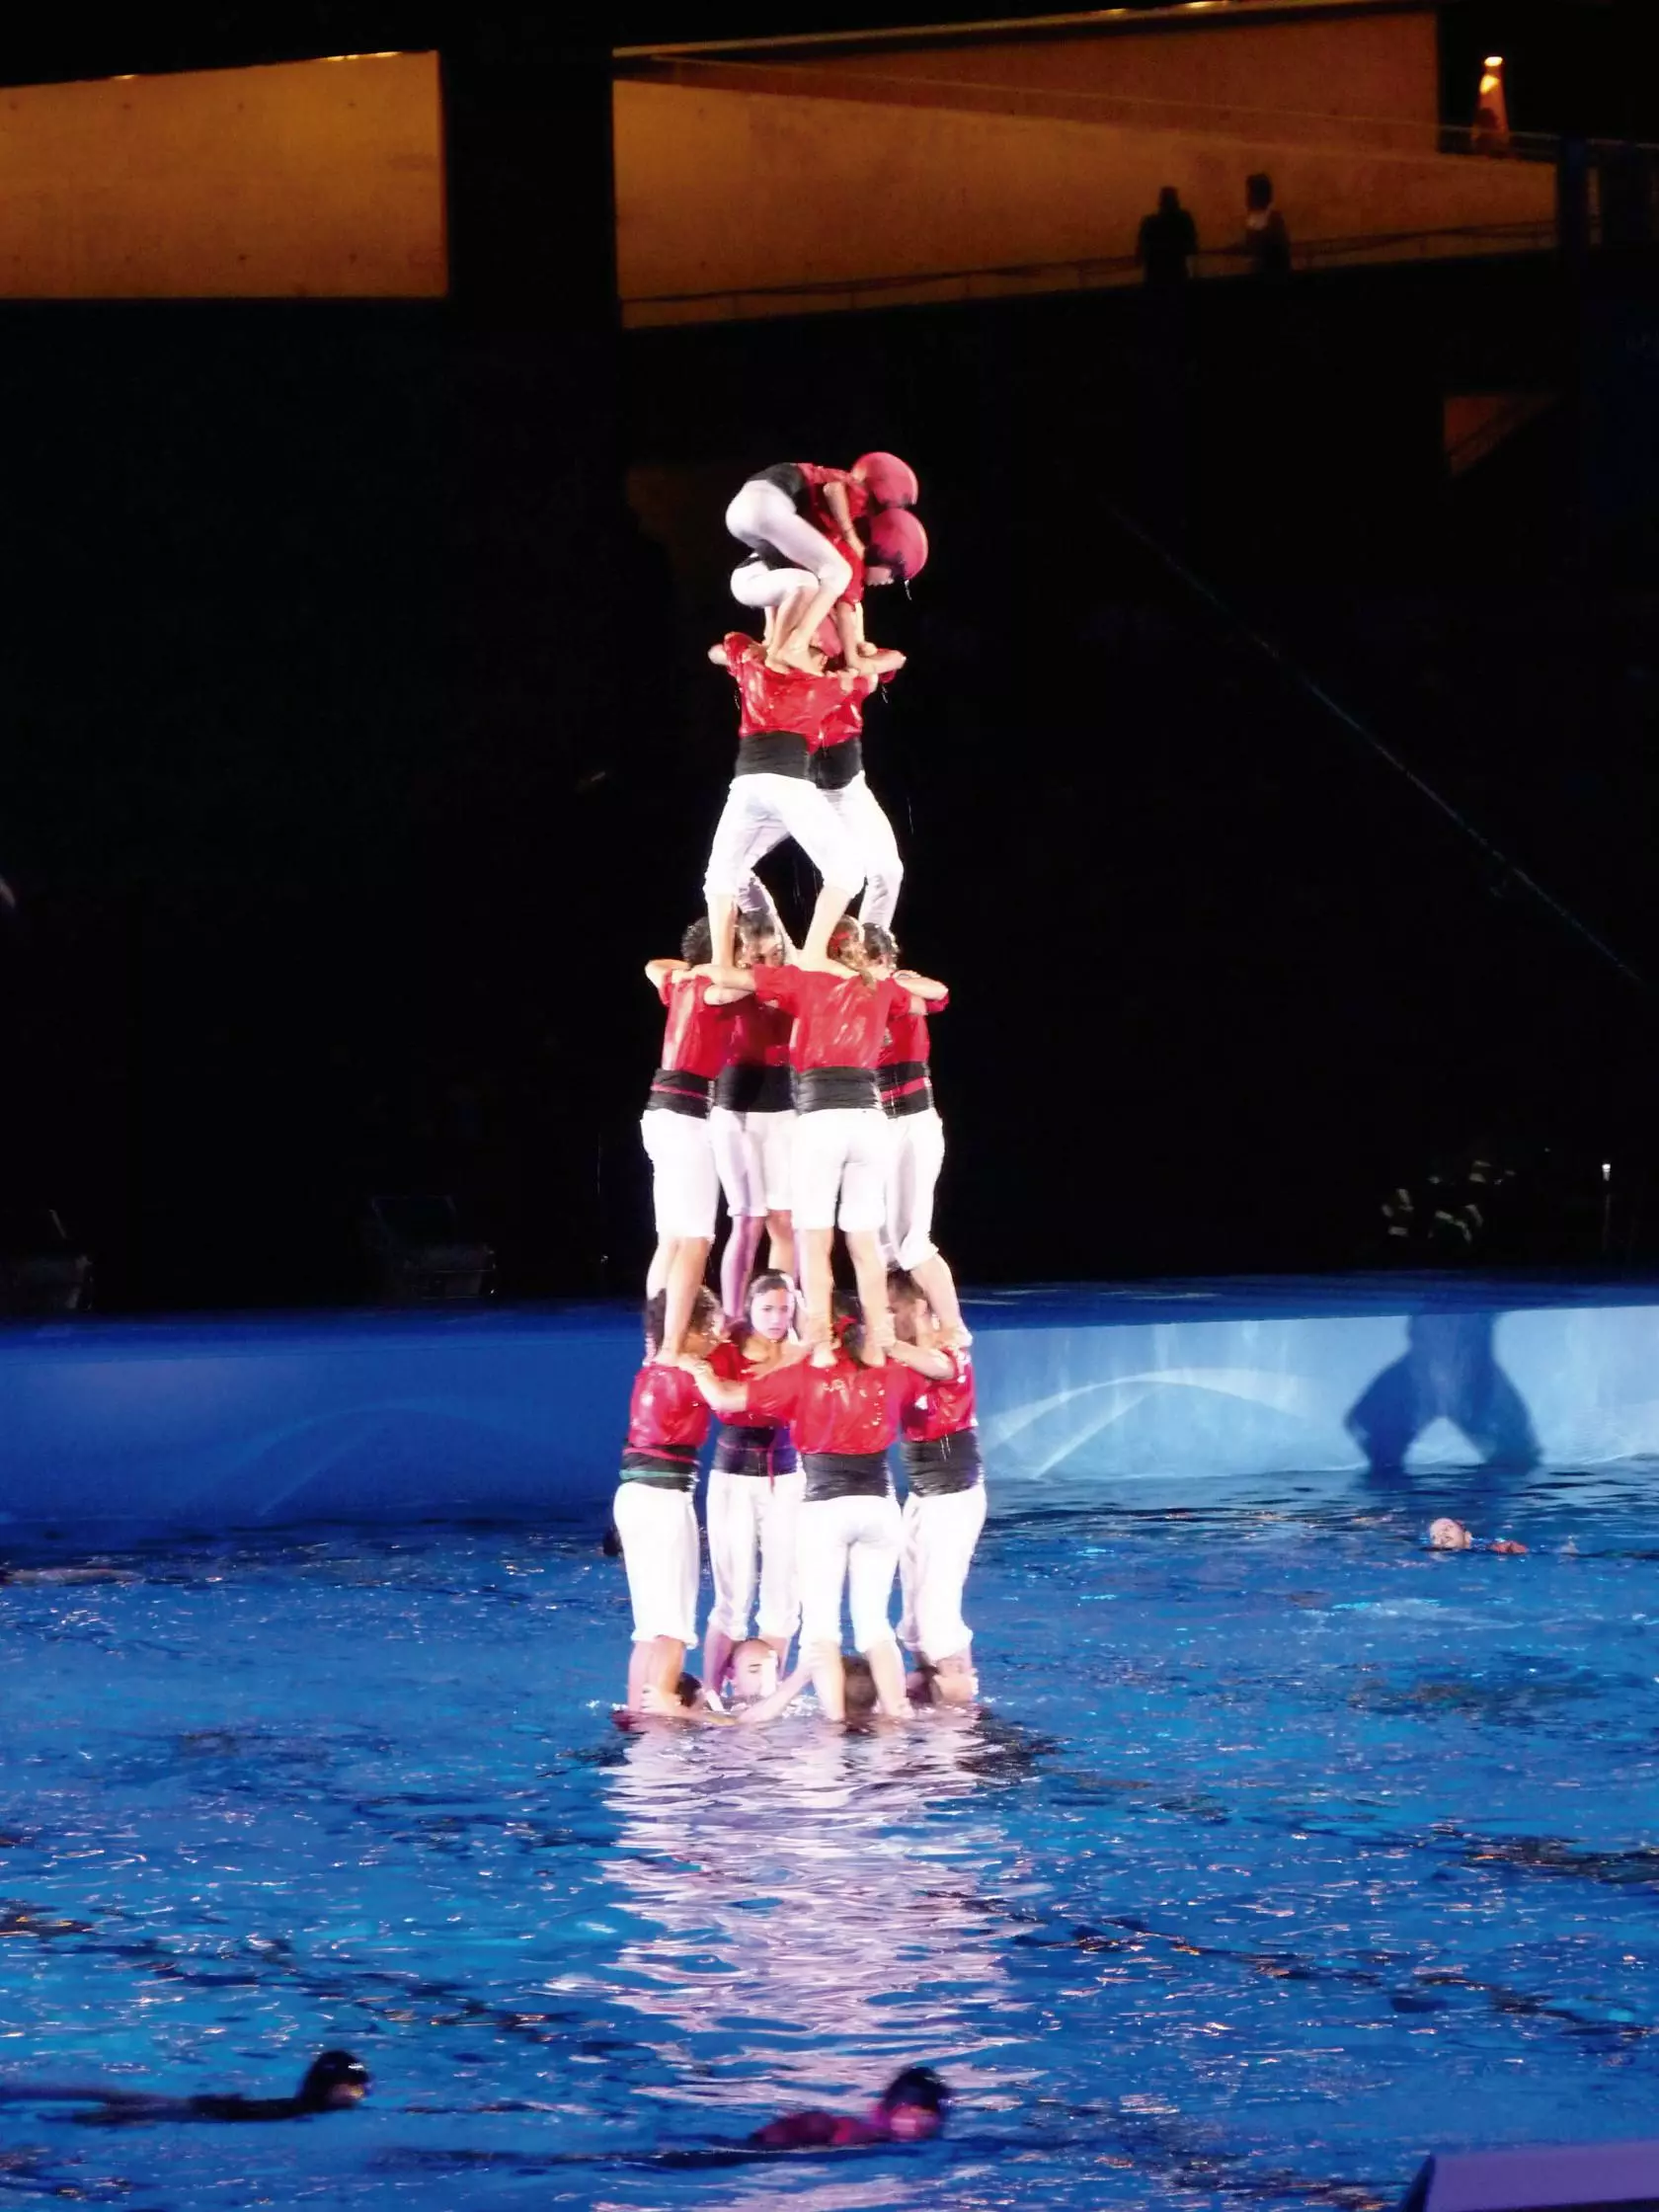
[810,631,908,933]
[640,919,744,1360]
[697,919,938,1354]
[702,1270,808,1698]
[888,1270,986,1706]
[703,631,864,973]
[687,1294,949,1721]
[710,908,797,1316]
[724,453,919,673]
[615,1287,722,1711]
[864,923,965,1344]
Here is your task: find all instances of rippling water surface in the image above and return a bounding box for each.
[2,1466,1658,2208]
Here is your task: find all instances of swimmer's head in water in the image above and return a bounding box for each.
[728,1640,779,1702]
[878,2065,950,2140]
[841,1655,880,1719]
[1428,1517,1475,1551]
[674,1672,703,1707]
[747,1272,796,1343]
[299,2052,369,2110]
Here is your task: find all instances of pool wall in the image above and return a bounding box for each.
[4,1275,1657,1533]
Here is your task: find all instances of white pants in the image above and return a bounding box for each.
[612,1481,700,1648]
[899,1482,987,1662]
[797,1489,903,1653]
[791,1108,890,1233]
[882,1105,946,1270]
[822,772,904,932]
[640,1109,719,1242]
[706,1466,806,1643]
[710,1104,796,1218]
[725,478,852,601]
[704,774,865,903]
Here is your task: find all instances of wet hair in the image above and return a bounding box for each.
[680,916,713,964]
[299,2052,369,2107]
[886,1265,920,1305]
[880,2065,950,2119]
[831,1288,866,1362]
[643,1285,719,1353]
[736,910,779,947]
[863,923,899,966]
[674,1672,703,1707]
[828,913,863,962]
[841,1655,880,1717]
[747,1270,795,1318]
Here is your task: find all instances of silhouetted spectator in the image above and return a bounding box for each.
[1137,186,1199,286]
[1243,172,1292,278]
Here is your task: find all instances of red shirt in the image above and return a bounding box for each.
[899,1349,977,1443]
[814,668,883,750]
[796,464,869,605]
[658,973,735,1080]
[879,988,947,1069]
[750,965,909,1071]
[723,634,846,742]
[724,992,792,1070]
[745,1353,919,1457]
[625,1362,712,1455]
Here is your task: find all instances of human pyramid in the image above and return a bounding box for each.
[613,451,987,1730]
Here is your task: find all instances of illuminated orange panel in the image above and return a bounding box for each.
[0,52,445,298]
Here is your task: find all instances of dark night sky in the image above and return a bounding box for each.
[0,5,1655,1309]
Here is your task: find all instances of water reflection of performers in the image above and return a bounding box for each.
[598,1723,1021,2117]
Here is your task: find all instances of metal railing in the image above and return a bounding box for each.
[623,215,1570,325]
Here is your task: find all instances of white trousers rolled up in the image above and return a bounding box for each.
[821,771,904,932]
[640,1108,720,1242]
[612,1481,701,1648]
[703,774,865,902]
[725,478,852,601]
[706,1465,806,1644]
[797,1489,903,1653]
[899,1482,987,1661]
[710,1104,796,1218]
[882,1105,946,1270]
[790,1107,890,1233]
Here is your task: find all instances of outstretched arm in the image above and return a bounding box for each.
[885,1339,954,1382]
[734,1663,814,1726]
[677,1356,750,1417]
[689,963,756,995]
[895,971,946,1003]
[646,957,687,990]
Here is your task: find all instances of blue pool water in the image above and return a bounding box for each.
[3,1468,1658,2209]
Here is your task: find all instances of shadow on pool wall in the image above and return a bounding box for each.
[1,1275,1656,1537]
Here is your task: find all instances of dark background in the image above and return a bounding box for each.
[0,3,1655,1309]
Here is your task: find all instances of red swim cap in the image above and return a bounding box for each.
[865,509,928,583]
[854,451,919,509]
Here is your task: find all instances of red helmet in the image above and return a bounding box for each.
[853,450,919,509]
[864,508,928,583]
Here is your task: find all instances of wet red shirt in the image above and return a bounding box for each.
[658,973,736,1080]
[814,668,883,750]
[744,1354,919,1456]
[626,1362,712,1454]
[750,966,909,1071]
[724,993,792,1070]
[879,989,947,1069]
[796,463,869,605]
[900,1349,977,1443]
[723,634,846,742]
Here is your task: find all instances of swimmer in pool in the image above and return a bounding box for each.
[0,2049,368,2124]
[1426,1516,1527,1555]
[750,2063,951,2150]
[635,1644,815,1727]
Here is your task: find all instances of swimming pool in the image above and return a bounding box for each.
[3,1467,1657,2209]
